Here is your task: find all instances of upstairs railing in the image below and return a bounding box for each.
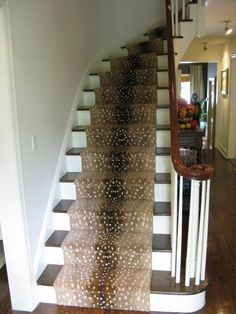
[165,0,213,286]
[171,0,205,37]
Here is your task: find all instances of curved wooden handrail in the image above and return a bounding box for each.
[165,0,213,181]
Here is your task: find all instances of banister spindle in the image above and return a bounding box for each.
[176,175,183,283]
[195,181,206,285]
[182,0,185,20]
[201,180,211,281]
[171,168,178,277]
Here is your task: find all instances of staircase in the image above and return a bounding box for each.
[36,2,210,313]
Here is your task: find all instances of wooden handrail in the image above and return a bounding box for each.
[165,0,213,181]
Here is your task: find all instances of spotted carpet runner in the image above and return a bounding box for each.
[54,37,164,311]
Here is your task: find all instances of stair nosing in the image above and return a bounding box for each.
[37,265,207,296]
[45,231,171,252]
[53,200,171,216]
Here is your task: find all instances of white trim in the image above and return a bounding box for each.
[150,291,206,312]
[0,2,35,310]
[32,66,90,280]
[217,142,228,158]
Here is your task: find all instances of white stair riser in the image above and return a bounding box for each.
[156,108,170,124]
[72,130,170,148]
[157,89,169,105]
[156,156,171,173]
[152,252,171,271]
[158,54,168,70]
[42,246,171,271]
[84,71,169,90]
[60,182,171,202]
[76,108,169,126]
[36,285,205,312]
[155,184,171,202]
[153,216,170,234]
[150,291,206,313]
[89,54,168,79]
[65,155,171,173]
[79,89,169,107]
[52,212,170,235]
[156,130,170,147]
[158,71,169,87]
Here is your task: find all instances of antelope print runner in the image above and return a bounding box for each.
[54,37,164,311]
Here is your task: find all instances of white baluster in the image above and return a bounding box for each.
[176,175,183,283]
[175,0,179,36]
[171,0,174,36]
[185,179,195,286]
[201,180,211,281]
[190,180,200,277]
[195,181,206,285]
[182,0,185,20]
[171,168,178,277]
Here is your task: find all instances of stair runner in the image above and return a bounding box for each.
[54,37,164,311]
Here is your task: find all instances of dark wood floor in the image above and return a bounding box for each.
[1,149,236,314]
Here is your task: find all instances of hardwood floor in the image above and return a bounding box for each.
[1,149,236,314]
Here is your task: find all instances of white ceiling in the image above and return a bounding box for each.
[205,0,236,38]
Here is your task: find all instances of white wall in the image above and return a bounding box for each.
[220,36,236,158]
[8,0,165,263]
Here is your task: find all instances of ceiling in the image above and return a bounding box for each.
[204,0,236,39]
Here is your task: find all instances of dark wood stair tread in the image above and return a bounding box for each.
[157,86,169,90]
[53,200,74,213]
[37,265,62,286]
[46,231,69,247]
[151,271,208,295]
[60,172,170,184]
[155,173,171,184]
[154,202,171,216]
[157,104,170,109]
[66,148,84,155]
[156,147,171,156]
[77,106,91,111]
[38,265,207,295]
[45,231,170,252]
[153,234,171,252]
[60,172,80,182]
[53,200,171,216]
[157,124,170,131]
[72,126,87,132]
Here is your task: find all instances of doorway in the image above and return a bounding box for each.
[207,77,217,149]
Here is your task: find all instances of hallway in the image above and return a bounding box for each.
[0,149,236,314]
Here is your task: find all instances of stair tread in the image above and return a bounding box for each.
[84,86,168,92]
[46,231,170,252]
[46,231,69,247]
[37,265,207,295]
[156,147,171,156]
[53,199,171,215]
[76,104,169,111]
[60,172,80,182]
[60,171,170,184]
[77,106,91,111]
[90,69,168,76]
[53,200,74,213]
[153,234,171,251]
[151,271,208,295]
[37,264,62,286]
[73,124,169,131]
[156,124,170,130]
[155,173,171,184]
[153,202,171,215]
[72,126,87,132]
[66,148,84,155]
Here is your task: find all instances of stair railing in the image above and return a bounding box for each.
[171,0,204,37]
[166,0,213,286]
